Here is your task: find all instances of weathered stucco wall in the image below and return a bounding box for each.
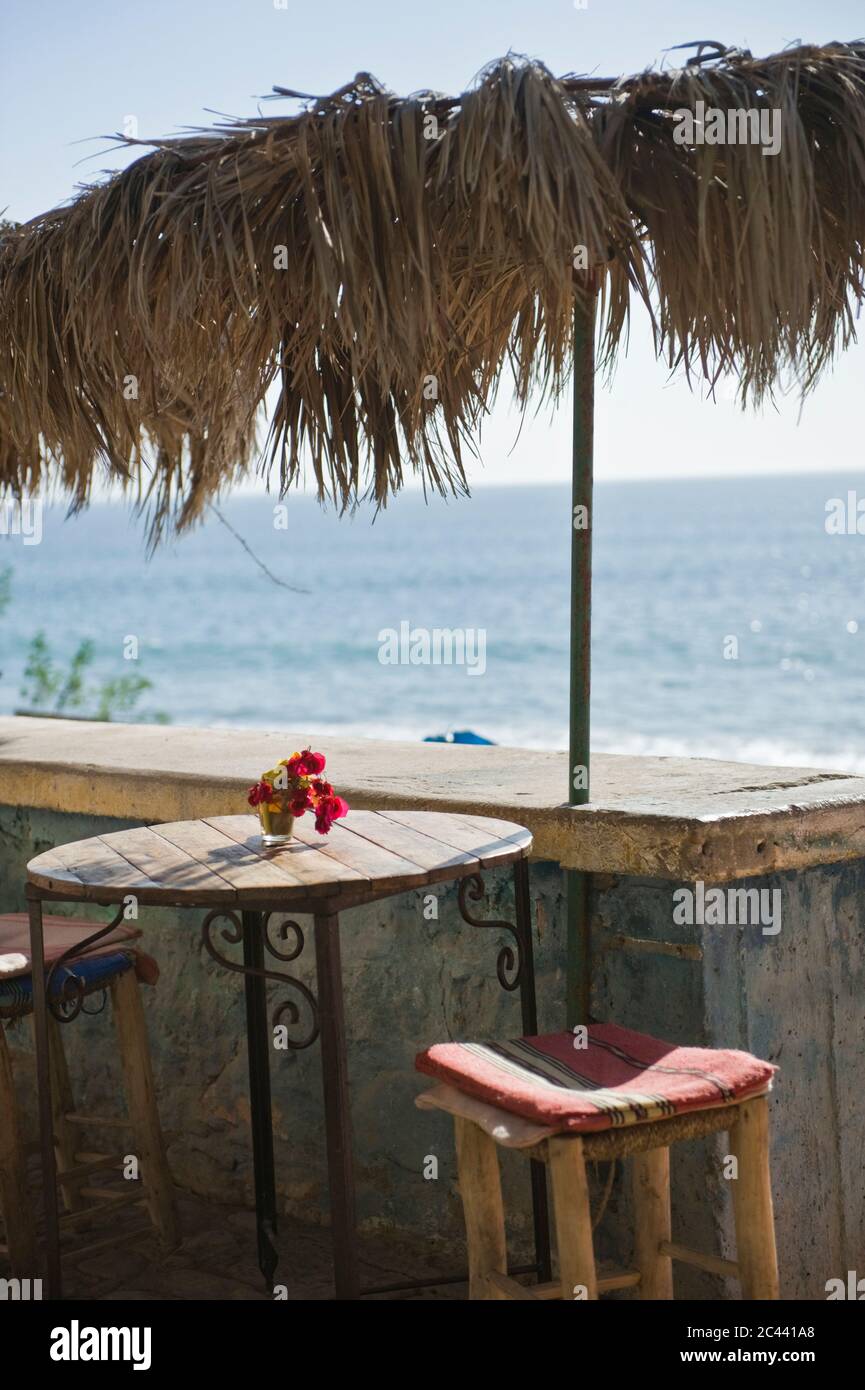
[591,866,865,1300]
[2,798,863,1299]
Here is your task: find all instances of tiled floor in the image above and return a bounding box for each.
[49,1194,466,1301]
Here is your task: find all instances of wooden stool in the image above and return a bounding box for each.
[416,1024,780,1301]
[0,916,178,1277]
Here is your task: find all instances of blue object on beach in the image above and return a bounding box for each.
[423,730,495,745]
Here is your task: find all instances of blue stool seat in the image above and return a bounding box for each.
[0,950,136,1019]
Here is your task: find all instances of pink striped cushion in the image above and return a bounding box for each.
[416,1023,777,1133]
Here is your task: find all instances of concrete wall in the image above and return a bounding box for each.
[593,867,865,1299]
[3,803,863,1297]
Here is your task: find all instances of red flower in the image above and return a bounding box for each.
[249,752,344,831]
[294,750,326,776]
[290,787,314,816]
[247,779,273,808]
[314,794,349,835]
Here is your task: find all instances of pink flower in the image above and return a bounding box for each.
[314,794,349,835]
[247,780,273,808]
[295,750,326,776]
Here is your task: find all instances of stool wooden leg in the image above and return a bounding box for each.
[729,1096,779,1299]
[0,1023,38,1275]
[44,1014,83,1212]
[454,1116,507,1299]
[110,969,179,1249]
[631,1146,673,1298]
[549,1136,598,1300]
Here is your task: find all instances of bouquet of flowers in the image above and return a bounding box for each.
[247,749,349,843]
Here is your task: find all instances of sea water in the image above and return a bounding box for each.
[1,473,863,772]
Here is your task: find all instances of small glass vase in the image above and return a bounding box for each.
[258,804,295,847]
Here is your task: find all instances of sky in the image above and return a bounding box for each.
[2,0,864,489]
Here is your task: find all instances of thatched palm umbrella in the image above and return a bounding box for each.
[3,41,865,1018]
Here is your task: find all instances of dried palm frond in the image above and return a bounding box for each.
[2,41,864,539]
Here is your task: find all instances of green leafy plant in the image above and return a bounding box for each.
[20,632,65,709]
[93,674,161,722]
[18,630,169,723]
[2,565,168,723]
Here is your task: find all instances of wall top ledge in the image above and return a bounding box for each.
[1,716,864,881]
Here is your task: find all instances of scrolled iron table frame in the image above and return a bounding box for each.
[27,852,550,1300]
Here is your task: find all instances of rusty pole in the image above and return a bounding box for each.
[566,283,597,1027]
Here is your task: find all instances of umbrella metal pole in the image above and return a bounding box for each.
[567,287,597,1028]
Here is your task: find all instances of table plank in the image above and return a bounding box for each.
[289,817,431,892]
[205,815,367,894]
[375,810,531,866]
[100,826,239,898]
[338,811,479,880]
[24,848,90,897]
[442,811,535,848]
[150,820,310,893]
[38,837,165,893]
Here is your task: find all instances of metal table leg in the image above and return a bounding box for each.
[27,891,62,1298]
[241,910,279,1289]
[203,908,321,1293]
[314,911,360,1300]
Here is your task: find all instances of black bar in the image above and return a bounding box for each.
[9,1297,857,1366]
[314,912,360,1300]
[241,910,279,1290]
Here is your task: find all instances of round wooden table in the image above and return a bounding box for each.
[26,809,549,1299]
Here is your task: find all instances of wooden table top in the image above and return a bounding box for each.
[26,810,532,909]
